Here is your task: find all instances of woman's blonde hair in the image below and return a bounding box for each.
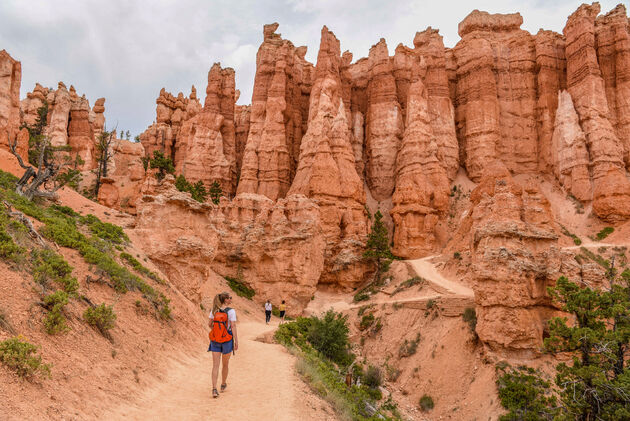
[212,292,231,313]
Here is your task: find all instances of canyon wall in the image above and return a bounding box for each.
[5,2,630,353]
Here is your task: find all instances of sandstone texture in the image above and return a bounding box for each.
[0,50,21,152]
[237,23,314,201]
[135,175,325,310]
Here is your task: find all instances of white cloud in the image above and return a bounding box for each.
[0,0,622,136]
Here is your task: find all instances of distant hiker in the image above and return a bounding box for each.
[264,299,272,324]
[279,300,286,324]
[208,292,238,399]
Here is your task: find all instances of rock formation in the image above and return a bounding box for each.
[551,91,592,201]
[287,26,368,287]
[97,139,146,214]
[139,87,202,162]
[237,23,314,201]
[175,64,236,195]
[564,3,630,222]
[135,175,325,310]
[0,50,22,152]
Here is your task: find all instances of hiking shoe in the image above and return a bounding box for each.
[221,383,227,392]
[212,388,219,398]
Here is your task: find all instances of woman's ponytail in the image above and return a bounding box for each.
[212,292,231,313]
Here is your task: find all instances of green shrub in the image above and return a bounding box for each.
[0,226,24,263]
[0,170,17,190]
[357,305,372,316]
[175,175,208,202]
[359,313,375,331]
[398,333,421,358]
[307,310,353,366]
[353,291,370,302]
[419,395,434,412]
[596,226,614,241]
[225,276,255,300]
[462,307,477,333]
[580,246,610,269]
[80,214,128,244]
[496,365,557,420]
[149,151,175,180]
[31,249,78,295]
[43,291,69,334]
[426,299,435,309]
[363,365,382,389]
[120,252,164,284]
[0,191,170,320]
[84,304,116,334]
[0,337,51,379]
[391,276,423,295]
[453,252,461,260]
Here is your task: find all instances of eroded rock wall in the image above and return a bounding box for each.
[0,50,22,153]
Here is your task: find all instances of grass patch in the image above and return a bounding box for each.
[559,224,581,246]
[43,290,70,334]
[580,247,610,269]
[84,303,116,336]
[398,333,421,358]
[120,252,165,284]
[31,249,79,295]
[359,313,375,331]
[0,171,171,320]
[462,307,477,333]
[391,276,423,296]
[275,312,397,420]
[419,395,434,412]
[0,336,51,379]
[595,226,614,241]
[225,275,255,300]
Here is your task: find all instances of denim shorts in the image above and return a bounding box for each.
[209,339,233,354]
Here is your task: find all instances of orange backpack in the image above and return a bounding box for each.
[209,307,233,343]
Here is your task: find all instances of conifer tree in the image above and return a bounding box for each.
[363,210,393,282]
[149,151,174,181]
[209,181,222,205]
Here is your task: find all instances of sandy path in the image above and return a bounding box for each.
[408,256,474,297]
[563,241,618,250]
[102,321,333,421]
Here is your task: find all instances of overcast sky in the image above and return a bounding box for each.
[0,0,622,136]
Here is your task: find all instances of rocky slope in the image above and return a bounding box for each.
[2,3,630,359]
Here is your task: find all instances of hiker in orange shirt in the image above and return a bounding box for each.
[208,292,238,398]
[278,300,286,324]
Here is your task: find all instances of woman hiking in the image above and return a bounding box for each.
[278,300,286,324]
[208,292,238,398]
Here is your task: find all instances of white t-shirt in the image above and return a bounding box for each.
[265,302,272,311]
[209,308,237,331]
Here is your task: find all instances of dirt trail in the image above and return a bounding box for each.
[408,256,474,297]
[563,241,618,250]
[102,321,333,421]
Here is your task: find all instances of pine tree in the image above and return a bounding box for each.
[209,181,222,205]
[149,151,175,181]
[363,210,393,282]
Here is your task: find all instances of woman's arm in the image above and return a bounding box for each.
[231,321,238,351]
[208,315,213,329]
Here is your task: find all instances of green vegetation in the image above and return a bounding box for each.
[120,252,164,284]
[0,336,51,379]
[496,273,630,419]
[359,313,375,331]
[80,214,128,245]
[275,312,398,420]
[175,175,208,202]
[0,170,171,320]
[462,307,477,334]
[353,291,370,302]
[560,224,582,246]
[31,249,79,295]
[0,207,25,263]
[209,180,223,205]
[453,251,461,260]
[580,246,610,269]
[43,291,69,334]
[596,226,614,241]
[419,395,434,412]
[225,275,255,300]
[496,364,557,420]
[391,276,423,296]
[363,211,393,283]
[398,333,421,358]
[149,150,175,181]
[357,305,373,317]
[84,304,116,336]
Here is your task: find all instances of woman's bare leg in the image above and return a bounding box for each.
[212,351,222,389]
[221,353,231,385]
